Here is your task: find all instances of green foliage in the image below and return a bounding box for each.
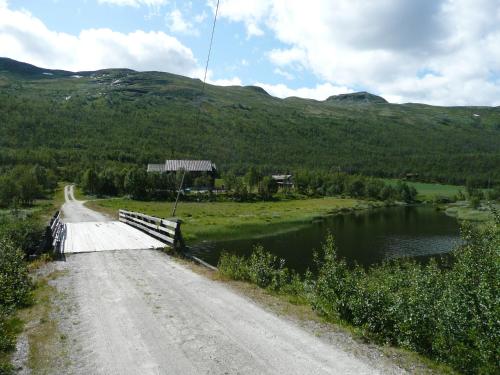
[0,216,46,257]
[0,238,32,309]
[0,214,41,371]
[1,58,499,187]
[487,186,500,201]
[219,217,500,373]
[124,167,148,200]
[0,362,14,375]
[291,171,417,202]
[0,238,32,362]
[258,176,278,200]
[222,172,237,191]
[0,165,53,208]
[219,245,305,296]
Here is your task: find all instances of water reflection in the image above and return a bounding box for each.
[189,206,461,273]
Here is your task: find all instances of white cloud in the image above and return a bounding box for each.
[98,0,168,7]
[201,69,242,86]
[268,47,306,67]
[166,8,198,35]
[215,0,500,105]
[194,12,207,23]
[207,0,271,37]
[254,82,352,100]
[0,5,198,75]
[273,68,293,80]
[208,76,242,86]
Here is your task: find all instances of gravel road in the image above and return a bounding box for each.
[47,186,403,374]
[61,185,111,223]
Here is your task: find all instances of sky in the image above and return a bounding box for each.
[0,0,499,106]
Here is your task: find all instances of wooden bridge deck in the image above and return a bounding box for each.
[63,221,166,254]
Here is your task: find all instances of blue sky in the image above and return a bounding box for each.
[1,0,499,105]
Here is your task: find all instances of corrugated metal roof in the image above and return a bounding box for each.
[147,164,165,172]
[164,160,216,172]
[272,175,292,180]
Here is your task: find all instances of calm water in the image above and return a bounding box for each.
[188,206,461,272]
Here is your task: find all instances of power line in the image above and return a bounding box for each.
[195,0,220,127]
[202,0,220,95]
[173,0,220,217]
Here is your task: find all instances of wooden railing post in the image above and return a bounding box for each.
[119,209,183,250]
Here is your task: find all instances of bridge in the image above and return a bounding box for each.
[52,185,181,254]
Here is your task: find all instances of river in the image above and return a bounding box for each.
[189,206,462,272]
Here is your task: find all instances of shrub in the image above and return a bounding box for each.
[218,252,250,281]
[0,216,45,257]
[0,238,32,309]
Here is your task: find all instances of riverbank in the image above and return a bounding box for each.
[441,201,497,222]
[86,197,389,242]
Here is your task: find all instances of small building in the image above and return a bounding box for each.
[403,173,419,180]
[272,174,293,188]
[147,159,217,176]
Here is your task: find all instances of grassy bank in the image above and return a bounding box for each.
[444,201,497,222]
[15,270,69,374]
[0,186,62,373]
[88,197,382,242]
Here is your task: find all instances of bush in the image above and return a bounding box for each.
[0,309,15,352]
[219,246,306,296]
[218,252,249,281]
[0,238,32,310]
[0,236,33,371]
[0,216,45,257]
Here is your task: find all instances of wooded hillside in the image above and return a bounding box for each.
[1,57,499,185]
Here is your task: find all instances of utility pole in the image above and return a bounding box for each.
[172,169,186,217]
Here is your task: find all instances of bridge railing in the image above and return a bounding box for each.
[118,209,183,249]
[50,210,66,254]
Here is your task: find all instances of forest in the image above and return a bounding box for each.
[0,57,499,193]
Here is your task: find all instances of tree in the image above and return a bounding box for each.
[223,171,238,191]
[17,171,41,206]
[380,184,396,201]
[0,175,17,208]
[124,168,148,199]
[258,176,278,200]
[396,182,417,203]
[346,176,365,197]
[81,168,100,195]
[245,167,262,192]
[365,179,384,200]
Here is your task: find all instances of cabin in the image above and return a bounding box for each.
[403,173,419,180]
[147,160,217,189]
[147,159,217,176]
[272,174,294,188]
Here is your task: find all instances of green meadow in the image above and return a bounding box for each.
[88,197,381,242]
[384,179,463,201]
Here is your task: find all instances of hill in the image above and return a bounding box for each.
[326,92,388,104]
[0,57,499,185]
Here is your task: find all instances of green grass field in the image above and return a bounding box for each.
[88,197,380,242]
[384,179,463,201]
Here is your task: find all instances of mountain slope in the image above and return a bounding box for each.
[0,57,499,184]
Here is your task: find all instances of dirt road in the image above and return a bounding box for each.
[61,185,111,223]
[47,188,403,374]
